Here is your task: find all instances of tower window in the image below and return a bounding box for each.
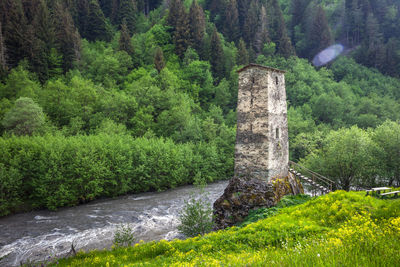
[275,76,279,85]
[276,128,279,138]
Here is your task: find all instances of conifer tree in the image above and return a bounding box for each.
[207,0,224,22]
[237,0,250,31]
[0,22,7,78]
[117,0,137,33]
[253,4,269,54]
[290,0,308,39]
[210,27,225,80]
[154,46,165,73]
[364,13,385,69]
[307,5,332,59]
[243,0,259,46]
[99,0,113,17]
[76,0,90,38]
[167,0,191,58]
[223,0,240,43]
[174,8,190,58]
[270,0,295,58]
[53,1,81,72]
[343,0,370,47]
[86,0,112,41]
[384,38,400,77]
[111,0,120,23]
[119,19,134,55]
[167,0,184,30]
[189,0,205,51]
[29,0,58,81]
[237,38,249,66]
[2,0,28,67]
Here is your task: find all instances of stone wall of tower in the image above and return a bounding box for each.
[234,64,288,181]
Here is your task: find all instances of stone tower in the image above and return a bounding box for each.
[235,64,288,181]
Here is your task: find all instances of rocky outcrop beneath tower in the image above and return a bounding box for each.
[213,173,303,230]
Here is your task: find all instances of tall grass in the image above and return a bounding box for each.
[54,191,400,266]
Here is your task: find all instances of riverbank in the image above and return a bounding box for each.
[0,181,228,266]
[0,134,234,216]
[55,191,400,266]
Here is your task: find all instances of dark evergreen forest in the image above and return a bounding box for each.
[0,0,400,215]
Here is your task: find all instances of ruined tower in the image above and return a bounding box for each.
[235,64,288,181]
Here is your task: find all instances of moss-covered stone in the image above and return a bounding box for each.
[213,173,303,229]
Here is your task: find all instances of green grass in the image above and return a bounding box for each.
[239,194,311,227]
[53,191,400,266]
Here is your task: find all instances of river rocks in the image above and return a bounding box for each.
[213,173,303,230]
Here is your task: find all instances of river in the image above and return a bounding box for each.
[0,180,228,266]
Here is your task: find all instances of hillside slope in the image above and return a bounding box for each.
[55,191,400,266]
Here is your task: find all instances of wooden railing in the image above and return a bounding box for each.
[288,161,336,193]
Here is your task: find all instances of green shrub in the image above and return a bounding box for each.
[177,195,214,237]
[0,134,231,215]
[113,224,135,248]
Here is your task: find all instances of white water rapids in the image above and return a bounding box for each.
[0,180,228,266]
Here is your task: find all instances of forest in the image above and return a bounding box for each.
[0,0,400,215]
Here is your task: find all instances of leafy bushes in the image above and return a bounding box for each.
[54,191,400,266]
[177,196,214,237]
[302,122,400,190]
[113,224,135,248]
[0,134,231,216]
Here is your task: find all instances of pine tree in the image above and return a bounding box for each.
[53,1,81,72]
[253,4,269,54]
[28,0,58,81]
[86,0,112,42]
[174,8,190,58]
[210,27,225,80]
[154,46,165,73]
[223,0,240,43]
[270,0,295,58]
[111,0,120,23]
[364,13,385,69]
[384,38,400,77]
[2,0,28,67]
[290,0,308,38]
[343,0,370,47]
[189,0,205,51]
[167,0,183,30]
[0,22,7,78]
[237,38,249,66]
[207,0,224,22]
[117,0,137,33]
[243,0,259,45]
[47,48,63,78]
[119,19,134,55]
[237,0,250,31]
[76,0,90,38]
[307,5,332,59]
[99,0,113,17]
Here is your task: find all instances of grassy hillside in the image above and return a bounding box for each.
[54,191,400,266]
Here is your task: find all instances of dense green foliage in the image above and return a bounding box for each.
[54,191,400,266]
[0,134,231,216]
